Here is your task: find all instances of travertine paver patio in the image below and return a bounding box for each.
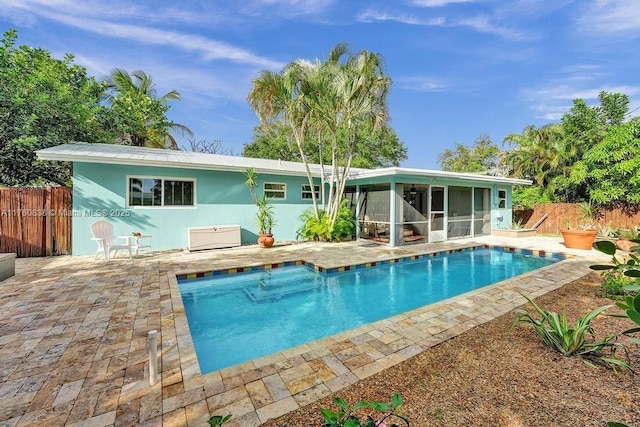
[0,236,611,426]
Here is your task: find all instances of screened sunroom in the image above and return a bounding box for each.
[344,169,529,247]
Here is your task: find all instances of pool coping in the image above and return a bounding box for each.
[167,244,582,425]
[175,244,570,280]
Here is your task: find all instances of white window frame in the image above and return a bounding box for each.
[497,188,507,209]
[264,182,286,199]
[126,175,197,208]
[301,184,320,200]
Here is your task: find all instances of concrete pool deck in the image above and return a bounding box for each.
[0,236,612,426]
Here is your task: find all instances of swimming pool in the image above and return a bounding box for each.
[178,247,559,373]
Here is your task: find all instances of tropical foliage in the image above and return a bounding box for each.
[298,200,355,242]
[244,168,275,234]
[591,240,640,345]
[104,68,192,149]
[438,134,500,173]
[247,42,391,233]
[513,294,630,371]
[0,29,107,186]
[243,122,407,168]
[440,90,639,210]
[0,29,190,186]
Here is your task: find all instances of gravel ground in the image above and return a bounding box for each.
[264,274,640,427]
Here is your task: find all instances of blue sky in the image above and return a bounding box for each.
[2,0,639,169]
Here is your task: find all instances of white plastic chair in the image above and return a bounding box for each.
[90,220,132,261]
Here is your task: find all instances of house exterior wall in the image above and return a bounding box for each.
[72,163,318,256]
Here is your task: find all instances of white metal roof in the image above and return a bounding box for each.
[348,166,532,185]
[36,142,531,185]
[36,142,340,177]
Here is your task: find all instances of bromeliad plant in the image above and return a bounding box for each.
[321,394,410,427]
[513,295,631,371]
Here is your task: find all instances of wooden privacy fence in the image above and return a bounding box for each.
[514,202,640,235]
[0,187,72,257]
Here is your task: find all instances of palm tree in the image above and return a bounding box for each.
[502,123,566,197]
[105,69,193,149]
[247,60,319,215]
[247,44,391,228]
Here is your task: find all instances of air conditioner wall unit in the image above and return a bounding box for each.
[187,225,241,251]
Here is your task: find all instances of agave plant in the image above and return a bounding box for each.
[513,295,630,371]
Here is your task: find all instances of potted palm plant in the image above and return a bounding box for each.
[560,202,598,250]
[244,168,276,248]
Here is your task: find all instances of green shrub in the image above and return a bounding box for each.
[321,394,410,427]
[298,200,355,242]
[600,270,636,298]
[591,240,640,294]
[512,185,553,210]
[513,295,630,371]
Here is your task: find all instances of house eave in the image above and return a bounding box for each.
[347,167,532,186]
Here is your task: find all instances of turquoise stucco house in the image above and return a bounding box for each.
[36,143,529,255]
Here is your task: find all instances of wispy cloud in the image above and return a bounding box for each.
[395,76,451,93]
[247,0,335,17]
[1,0,283,69]
[574,0,640,38]
[357,9,444,26]
[356,8,531,41]
[522,70,640,121]
[412,0,473,7]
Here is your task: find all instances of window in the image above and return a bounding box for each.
[128,177,195,207]
[264,182,286,199]
[498,189,507,209]
[301,184,320,200]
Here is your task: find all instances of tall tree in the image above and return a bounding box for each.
[438,134,500,173]
[248,43,391,227]
[104,69,193,149]
[555,91,630,201]
[242,122,407,168]
[0,29,107,186]
[568,117,640,210]
[502,123,565,194]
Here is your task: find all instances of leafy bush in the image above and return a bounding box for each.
[610,294,640,346]
[513,295,630,371]
[511,185,553,210]
[321,394,410,427]
[591,240,640,294]
[599,270,636,297]
[298,200,355,242]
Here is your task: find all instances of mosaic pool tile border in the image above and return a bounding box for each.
[175,244,572,282]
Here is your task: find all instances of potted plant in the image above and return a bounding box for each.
[560,202,598,250]
[244,168,277,248]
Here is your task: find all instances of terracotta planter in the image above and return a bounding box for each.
[560,228,597,250]
[258,233,274,248]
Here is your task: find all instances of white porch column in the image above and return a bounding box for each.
[355,185,360,240]
[389,178,397,247]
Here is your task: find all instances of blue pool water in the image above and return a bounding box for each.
[178,248,558,373]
